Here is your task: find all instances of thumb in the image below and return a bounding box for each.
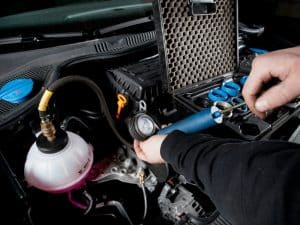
[255,79,298,112]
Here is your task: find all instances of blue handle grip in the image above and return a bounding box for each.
[157,108,220,135]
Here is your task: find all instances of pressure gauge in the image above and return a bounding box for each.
[136,114,155,136]
[128,113,158,141]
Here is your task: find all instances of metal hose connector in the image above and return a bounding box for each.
[40,119,56,142]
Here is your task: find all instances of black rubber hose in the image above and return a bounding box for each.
[45,75,132,148]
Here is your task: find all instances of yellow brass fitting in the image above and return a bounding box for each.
[138,170,145,185]
[40,119,56,142]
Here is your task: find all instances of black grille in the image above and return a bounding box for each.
[210,215,231,225]
[0,101,15,114]
[0,66,52,86]
[154,0,238,94]
[94,31,156,54]
[107,57,162,104]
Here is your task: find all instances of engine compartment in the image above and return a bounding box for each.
[1,1,300,225]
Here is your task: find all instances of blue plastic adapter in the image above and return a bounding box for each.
[208,88,229,102]
[240,75,248,86]
[0,78,34,104]
[221,81,241,97]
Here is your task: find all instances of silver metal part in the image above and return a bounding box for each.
[213,101,233,118]
[91,147,158,192]
[238,35,246,50]
[158,183,206,223]
[286,97,300,109]
[139,100,147,112]
[239,22,265,35]
[211,106,223,124]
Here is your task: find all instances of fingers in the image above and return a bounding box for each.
[243,56,273,118]
[242,50,298,118]
[255,77,299,112]
[133,139,147,161]
[133,135,167,164]
[242,75,264,118]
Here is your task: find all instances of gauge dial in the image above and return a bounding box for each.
[136,114,155,136]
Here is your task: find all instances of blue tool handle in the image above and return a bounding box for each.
[157,108,218,135]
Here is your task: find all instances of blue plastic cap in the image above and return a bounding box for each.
[0,78,34,104]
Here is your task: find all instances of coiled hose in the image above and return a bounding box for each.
[38,75,132,148]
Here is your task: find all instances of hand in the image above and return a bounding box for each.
[242,46,300,118]
[133,134,168,164]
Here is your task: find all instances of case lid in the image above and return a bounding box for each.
[153,0,238,94]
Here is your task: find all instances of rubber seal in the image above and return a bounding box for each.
[37,129,69,154]
[221,81,241,97]
[208,88,228,102]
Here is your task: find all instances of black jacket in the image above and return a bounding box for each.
[161,131,300,225]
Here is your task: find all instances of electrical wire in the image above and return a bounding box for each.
[98,201,134,225]
[83,191,94,215]
[61,116,90,130]
[27,207,34,225]
[67,191,87,210]
[67,190,94,215]
[38,75,132,148]
[141,183,148,220]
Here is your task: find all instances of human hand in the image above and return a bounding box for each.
[242,46,300,118]
[133,134,168,164]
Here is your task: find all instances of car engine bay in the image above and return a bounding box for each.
[0,0,300,225]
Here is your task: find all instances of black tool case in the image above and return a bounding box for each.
[153,0,300,141]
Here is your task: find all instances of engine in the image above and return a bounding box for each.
[0,1,300,225]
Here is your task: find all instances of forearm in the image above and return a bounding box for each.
[161,131,300,225]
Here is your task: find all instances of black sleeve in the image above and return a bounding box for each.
[161,131,300,225]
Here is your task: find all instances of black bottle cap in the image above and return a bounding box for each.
[36,129,68,154]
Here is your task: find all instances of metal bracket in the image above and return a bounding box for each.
[189,0,216,15]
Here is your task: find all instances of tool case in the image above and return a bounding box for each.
[153,0,299,140]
